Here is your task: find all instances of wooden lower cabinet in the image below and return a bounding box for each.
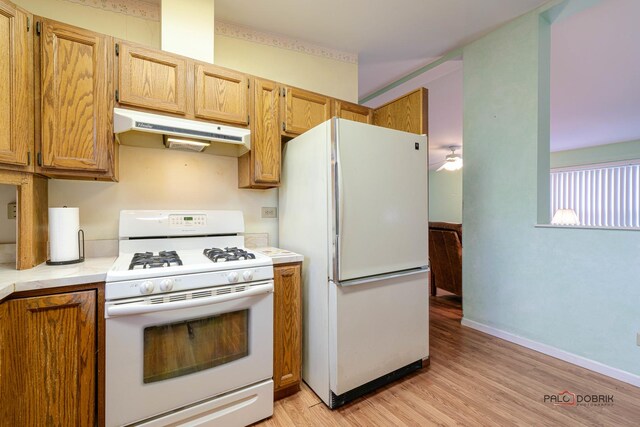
[273,262,302,399]
[0,284,104,426]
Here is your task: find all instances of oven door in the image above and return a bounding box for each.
[105,280,273,427]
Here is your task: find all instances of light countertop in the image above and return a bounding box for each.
[0,248,302,301]
[252,247,303,265]
[0,257,116,301]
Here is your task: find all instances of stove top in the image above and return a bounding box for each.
[129,251,183,270]
[107,210,273,286]
[203,247,256,262]
[107,247,272,282]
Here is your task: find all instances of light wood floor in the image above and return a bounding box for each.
[257,296,640,426]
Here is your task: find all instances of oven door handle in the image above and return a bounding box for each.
[106,282,273,317]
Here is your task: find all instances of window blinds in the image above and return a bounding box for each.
[550,163,640,227]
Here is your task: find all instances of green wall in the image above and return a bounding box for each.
[462,9,640,377]
[429,169,462,223]
[551,139,640,168]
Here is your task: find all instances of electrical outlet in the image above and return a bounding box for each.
[261,207,277,219]
[7,202,16,220]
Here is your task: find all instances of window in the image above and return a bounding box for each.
[550,162,640,227]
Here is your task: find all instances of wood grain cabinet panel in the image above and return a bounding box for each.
[273,262,302,399]
[283,87,331,136]
[118,42,187,115]
[238,78,280,188]
[194,64,249,125]
[0,290,96,426]
[38,19,114,177]
[0,1,33,171]
[373,87,428,135]
[335,100,373,124]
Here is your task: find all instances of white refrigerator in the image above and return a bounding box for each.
[279,118,429,408]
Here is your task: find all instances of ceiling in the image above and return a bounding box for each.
[214,0,639,162]
[214,0,548,99]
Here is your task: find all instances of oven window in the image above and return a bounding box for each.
[143,310,249,384]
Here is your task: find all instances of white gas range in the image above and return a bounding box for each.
[105,210,274,427]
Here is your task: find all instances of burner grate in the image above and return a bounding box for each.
[129,251,183,270]
[203,247,256,263]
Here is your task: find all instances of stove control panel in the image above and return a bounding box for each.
[105,265,274,300]
[169,214,207,227]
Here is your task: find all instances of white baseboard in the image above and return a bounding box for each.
[461,317,640,388]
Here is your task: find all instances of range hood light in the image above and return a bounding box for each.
[163,136,211,152]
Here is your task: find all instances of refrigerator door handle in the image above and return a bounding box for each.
[335,266,429,287]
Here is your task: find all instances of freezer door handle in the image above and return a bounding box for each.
[335,266,429,287]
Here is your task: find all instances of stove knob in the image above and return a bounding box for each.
[243,270,253,281]
[140,281,155,294]
[227,272,239,283]
[160,278,174,292]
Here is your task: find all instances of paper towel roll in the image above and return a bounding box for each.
[49,207,80,262]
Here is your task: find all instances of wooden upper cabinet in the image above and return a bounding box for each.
[0,1,33,171]
[373,87,428,135]
[117,42,187,115]
[238,78,280,188]
[38,19,114,177]
[0,290,97,426]
[282,87,331,136]
[273,263,302,399]
[194,64,249,125]
[335,100,373,124]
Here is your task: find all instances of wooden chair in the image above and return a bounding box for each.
[428,222,462,296]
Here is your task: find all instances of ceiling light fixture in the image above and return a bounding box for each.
[437,146,463,171]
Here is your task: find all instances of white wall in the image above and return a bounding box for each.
[0,185,16,244]
[429,169,462,223]
[215,34,358,102]
[13,0,161,48]
[49,146,279,244]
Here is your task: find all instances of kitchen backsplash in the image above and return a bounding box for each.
[48,145,279,246]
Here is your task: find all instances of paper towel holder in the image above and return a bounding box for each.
[46,229,85,266]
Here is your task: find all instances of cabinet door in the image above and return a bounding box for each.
[194,64,249,125]
[39,19,111,172]
[273,263,302,397]
[373,87,428,135]
[0,2,32,169]
[0,290,96,426]
[118,42,187,114]
[335,100,373,124]
[283,87,331,135]
[253,78,280,185]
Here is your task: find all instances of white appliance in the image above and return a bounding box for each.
[105,210,274,427]
[113,108,251,156]
[279,118,429,408]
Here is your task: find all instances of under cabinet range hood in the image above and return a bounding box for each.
[113,108,251,157]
